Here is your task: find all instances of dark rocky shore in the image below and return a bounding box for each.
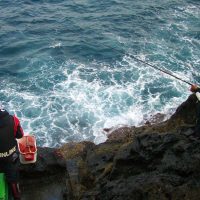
[19,94,200,200]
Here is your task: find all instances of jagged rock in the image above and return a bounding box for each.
[81,133,200,200]
[19,94,200,200]
[58,141,95,160]
[19,147,66,200]
[107,126,136,142]
[169,94,198,126]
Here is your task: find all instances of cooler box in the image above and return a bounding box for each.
[0,173,8,200]
[17,135,37,164]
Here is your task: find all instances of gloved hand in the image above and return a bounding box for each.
[190,84,199,93]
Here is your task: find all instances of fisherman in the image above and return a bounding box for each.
[190,84,200,138]
[0,108,24,200]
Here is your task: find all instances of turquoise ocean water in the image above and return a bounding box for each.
[0,0,199,147]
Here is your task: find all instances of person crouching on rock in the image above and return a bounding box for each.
[0,108,24,200]
[190,84,200,138]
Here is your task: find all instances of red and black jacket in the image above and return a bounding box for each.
[0,110,24,158]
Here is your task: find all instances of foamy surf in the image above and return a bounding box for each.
[0,55,192,147]
[0,0,199,147]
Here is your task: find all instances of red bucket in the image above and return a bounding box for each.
[17,135,37,164]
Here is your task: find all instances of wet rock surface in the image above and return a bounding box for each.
[19,147,66,200]
[19,94,200,200]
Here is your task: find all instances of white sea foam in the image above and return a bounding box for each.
[2,34,196,148]
[0,56,194,147]
[2,8,198,147]
[0,0,199,148]
[49,42,62,48]
[183,5,200,17]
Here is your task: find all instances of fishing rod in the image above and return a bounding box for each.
[84,41,193,86]
[126,52,193,86]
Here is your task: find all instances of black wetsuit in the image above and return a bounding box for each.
[0,109,24,183]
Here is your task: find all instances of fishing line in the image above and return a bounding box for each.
[83,41,193,86]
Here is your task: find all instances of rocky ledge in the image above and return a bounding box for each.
[19,94,200,200]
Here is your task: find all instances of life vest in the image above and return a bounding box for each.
[0,111,17,158]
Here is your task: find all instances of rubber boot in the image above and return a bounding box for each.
[10,182,21,200]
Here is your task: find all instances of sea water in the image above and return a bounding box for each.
[0,0,199,147]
